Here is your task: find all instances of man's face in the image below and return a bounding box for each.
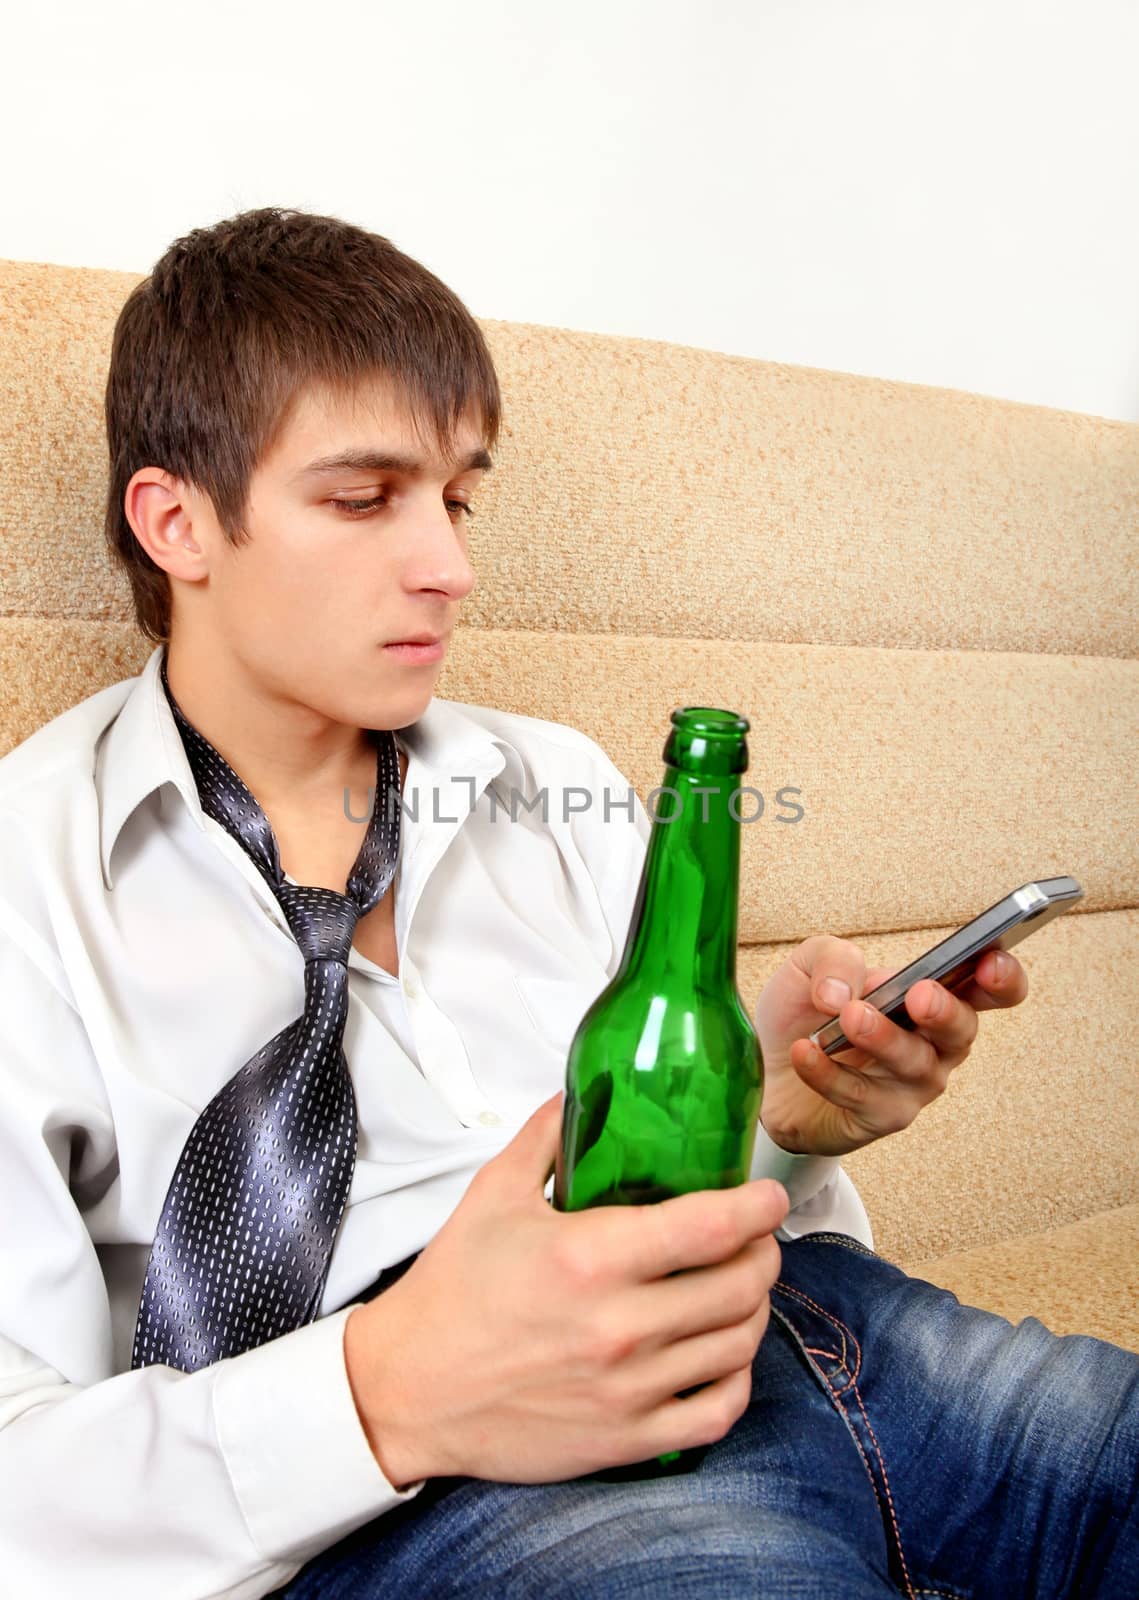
[179,376,488,732]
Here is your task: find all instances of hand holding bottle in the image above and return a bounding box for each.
[344,1091,788,1488]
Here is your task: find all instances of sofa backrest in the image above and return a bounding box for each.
[1,256,1136,1261]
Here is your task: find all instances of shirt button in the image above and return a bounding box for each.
[478,1110,503,1128]
[404,974,421,999]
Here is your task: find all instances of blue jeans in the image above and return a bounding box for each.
[273,1235,1139,1597]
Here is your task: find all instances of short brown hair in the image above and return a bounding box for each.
[104,207,502,642]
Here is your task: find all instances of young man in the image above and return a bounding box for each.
[0,208,1134,1599]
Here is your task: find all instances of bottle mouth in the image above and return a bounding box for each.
[664,706,750,774]
[671,707,750,735]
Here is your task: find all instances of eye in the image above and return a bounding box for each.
[329,496,476,521]
[332,495,386,516]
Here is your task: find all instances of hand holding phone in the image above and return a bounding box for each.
[807,876,1083,1058]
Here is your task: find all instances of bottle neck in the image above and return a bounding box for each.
[618,767,742,991]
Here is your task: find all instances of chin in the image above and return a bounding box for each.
[368,674,440,730]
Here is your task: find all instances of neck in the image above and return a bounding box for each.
[161,642,380,814]
[617,767,741,993]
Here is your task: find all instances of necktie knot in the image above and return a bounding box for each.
[276,883,360,965]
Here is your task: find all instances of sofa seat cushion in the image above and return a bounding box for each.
[901,1203,1139,1353]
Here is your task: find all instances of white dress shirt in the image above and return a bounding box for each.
[0,643,870,1599]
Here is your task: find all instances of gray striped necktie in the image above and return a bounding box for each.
[131,656,401,1373]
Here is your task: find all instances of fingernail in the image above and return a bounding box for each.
[857,1002,877,1036]
[924,982,945,1018]
[819,978,852,1011]
[993,951,1012,980]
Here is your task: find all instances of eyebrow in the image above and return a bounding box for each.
[298,446,493,479]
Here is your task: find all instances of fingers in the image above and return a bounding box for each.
[645,1365,754,1458]
[805,946,1027,1046]
[903,979,982,1064]
[837,988,967,1082]
[791,946,1030,1104]
[788,1041,880,1125]
[949,949,1029,1014]
[486,1090,564,1200]
[796,978,978,1083]
[637,1234,781,1344]
[632,1301,771,1409]
[792,935,873,1020]
[582,1225,778,1467]
[631,1179,789,1281]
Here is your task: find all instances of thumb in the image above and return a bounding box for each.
[492,1089,565,1198]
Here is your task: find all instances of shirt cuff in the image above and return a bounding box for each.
[749,1119,842,1213]
[212,1304,425,1565]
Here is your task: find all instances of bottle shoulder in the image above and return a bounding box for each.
[570,975,760,1060]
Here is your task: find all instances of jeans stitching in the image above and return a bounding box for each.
[825,1388,891,1557]
[773,1282,917,1591]
[772,1281,862,1388]
[770,1308,889,1537]
[803,1345,853,1387]
[803,1344,843,1364]
[772,1285,848,1372]
[798,1230,877,1256]
[851,1374,916,1600]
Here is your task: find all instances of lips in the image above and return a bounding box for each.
[381,634,448,663]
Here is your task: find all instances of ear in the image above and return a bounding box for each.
[124,468,208,580]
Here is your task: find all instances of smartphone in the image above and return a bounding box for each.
[808,876,1084,1057]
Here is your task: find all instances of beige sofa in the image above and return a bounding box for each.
[1,257,1136,1351]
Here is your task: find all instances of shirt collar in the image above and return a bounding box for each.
[97,644,525,891]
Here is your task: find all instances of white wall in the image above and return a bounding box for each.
[3,0,1136,420]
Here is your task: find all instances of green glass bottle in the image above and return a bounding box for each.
[553,707,763,1479]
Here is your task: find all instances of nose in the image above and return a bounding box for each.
[402,497,477,602]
